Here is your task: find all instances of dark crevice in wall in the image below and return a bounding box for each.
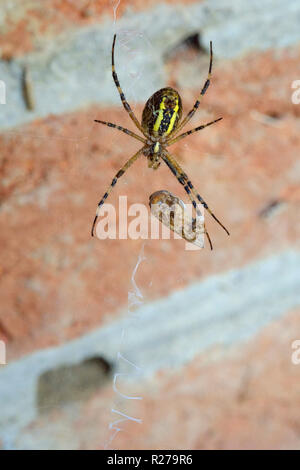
[258,199,285,218]
[37,356,113,413]
[164,32,206,61]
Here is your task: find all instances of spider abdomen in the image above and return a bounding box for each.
[141,87,182,138]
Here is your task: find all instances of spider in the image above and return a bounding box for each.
[91,34,230,249]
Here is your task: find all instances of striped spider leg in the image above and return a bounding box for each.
[91,146,146,236]
[161,150,217,250]
[111,34,147,137]
[163,149,229,235]
[171,40,213,139]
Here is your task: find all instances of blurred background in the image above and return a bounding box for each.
[0,0,300,450]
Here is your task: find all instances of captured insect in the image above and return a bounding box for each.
[91,34,229,249]
[149,190,205,248]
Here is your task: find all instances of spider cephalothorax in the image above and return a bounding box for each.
[92,34,229,249]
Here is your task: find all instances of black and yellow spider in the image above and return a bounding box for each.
[91,34,229,249]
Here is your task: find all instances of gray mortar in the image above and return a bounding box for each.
[0,0,299,130]
[0,250,299,442]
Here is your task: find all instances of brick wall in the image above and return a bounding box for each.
[0,0,300,450]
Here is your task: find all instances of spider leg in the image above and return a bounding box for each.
[167,117,222,146]
[94,120,146,144]
[162,150,230,238]
[112,35,147,137]
[91,146,145,237]
[161,151,213,250]
[172,41,213,137]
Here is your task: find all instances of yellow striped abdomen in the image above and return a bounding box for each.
[141,87,182,138]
